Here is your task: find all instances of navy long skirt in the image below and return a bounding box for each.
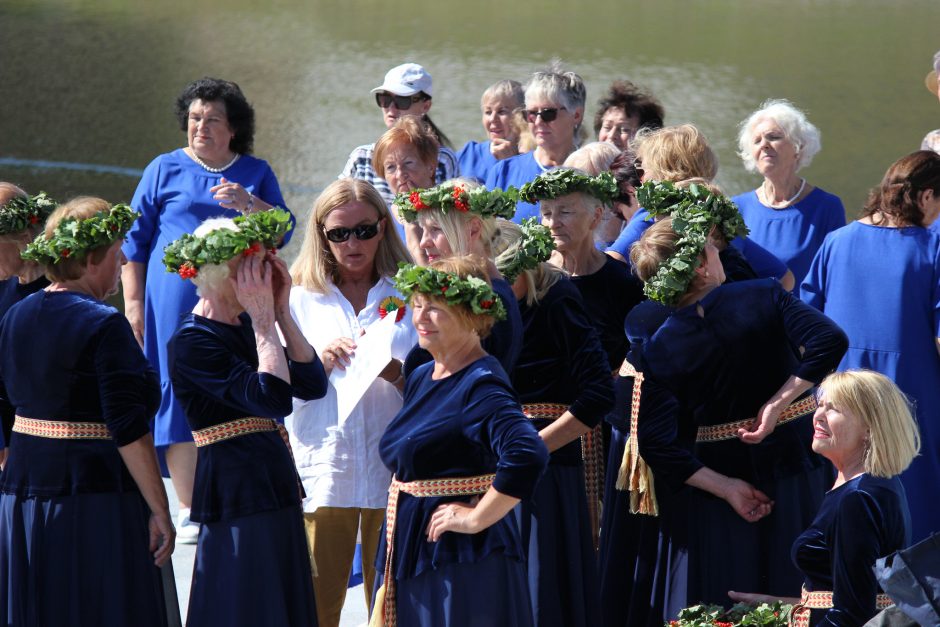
[186,504,317,627]
[395,552,533,627]
[519,463,601,627]
[0,491,168,627]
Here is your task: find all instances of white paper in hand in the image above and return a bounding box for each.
[329,312,398,425]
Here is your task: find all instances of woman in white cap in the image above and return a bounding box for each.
[341,63,459,209]
[922,50,940,153]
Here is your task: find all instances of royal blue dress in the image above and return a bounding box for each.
[123,149,291,451]
[801,221,940,543]
[511,278,614,627]
[792,474,911,627]
[457,140,499,184]
[485,151,546,223]
[633,279,847,610]
[168,312,327,627]
[733,188,845,288]
[375,355,549,627]
[0,291,167,626]
[0,275,50,448]
[402,277,523,377]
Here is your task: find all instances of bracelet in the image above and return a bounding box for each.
[389,361,405,387]
[245,193,255,213]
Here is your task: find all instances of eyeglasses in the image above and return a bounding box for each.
[524,107,564,123]
[323,221,382,243]
[375,92,427,110]
[633,158,645,181]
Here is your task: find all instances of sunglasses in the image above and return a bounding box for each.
[524,107,564,123]
[633,158,645,181]
[375,92,427,110]
[323,221,382,243]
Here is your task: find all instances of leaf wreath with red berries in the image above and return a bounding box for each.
[162,208,292,279]
[378,295,407,322]
[393,180,518,223]
[21,202,139,265]
[393,263,506,320]
[0,192,57,236]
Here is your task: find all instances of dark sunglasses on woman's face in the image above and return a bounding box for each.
[524,107,564,123]
[323,221,381,243]
[375,92,426,110]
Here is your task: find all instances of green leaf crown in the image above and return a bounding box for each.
[518,169,618,205]
[495,218,556,283]
[393,263,507,321]
[0,192,57,236]
[21,203,139,265]
[393,181,517,223]
[636,180,749,306]
[162,209,292,279]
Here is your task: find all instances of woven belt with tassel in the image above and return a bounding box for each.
[191,416,278,447]
[370,473,495,627]
[614,360,658,516]
[789,586,892,627]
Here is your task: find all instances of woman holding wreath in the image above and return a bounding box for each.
[164,209,326,626]
[626,181,847,614]
[394,180,523,376]
[286,179,415,627]
[0,198,174,626]
[493,219,614,627]
[371,257,548,627]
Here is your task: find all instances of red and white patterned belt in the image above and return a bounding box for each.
[191,416,278,447]
[696,395,817,443]
[789,586,892,627]
[13,415,110,440]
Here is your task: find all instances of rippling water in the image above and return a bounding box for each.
[2,0,939,261]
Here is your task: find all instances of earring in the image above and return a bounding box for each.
[704,270,709,278]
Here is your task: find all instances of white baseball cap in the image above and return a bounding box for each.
[371,63,433,97]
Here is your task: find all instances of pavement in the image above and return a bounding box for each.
[164,479,370,626]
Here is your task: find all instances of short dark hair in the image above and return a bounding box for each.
[593,80,664,135]
[609,149,642,190]
[863,150,940,227]
[174,77,255,155]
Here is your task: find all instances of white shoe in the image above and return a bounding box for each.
[177,507,200,545]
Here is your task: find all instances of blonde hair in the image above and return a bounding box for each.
[633,124,718,182]
[819,370,921,478]
[629,217,681,283]
[42,197,115,282]
[418,255,497,339]
[563,141,621,175]
[372,116,439,179]
[416,178,500,259]
[491,219,565,306]
[290,179,411,293]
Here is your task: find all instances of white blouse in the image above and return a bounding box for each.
[286,277,417,511]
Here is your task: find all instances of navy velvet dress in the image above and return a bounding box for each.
[511,277,614,627]
[0,291,167,627]
[0,275,50,448]
[169,312,328,627]
[634,279,847,610]
[375,356,549,627]
[792,474,911,627]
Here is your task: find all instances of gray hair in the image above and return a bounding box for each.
[737,99,822,173]
[482,79,524,109]
[564,142,620,175]
[191,217,239,297]
[524,61,586,114]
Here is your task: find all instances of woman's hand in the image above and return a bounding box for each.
[738,399,785,444]
[490,137,519,160]
[722,477,774,522]
[321,337,358,375]
[233,254,275,329]
[426,501,483,542]
[266,250,292,316]
[211,177,255,214]
[149,510,176,567]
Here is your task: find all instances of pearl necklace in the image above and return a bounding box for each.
[189,150,240,173]
[760,178,806,208]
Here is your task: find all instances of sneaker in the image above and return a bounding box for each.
[177,507,200,545]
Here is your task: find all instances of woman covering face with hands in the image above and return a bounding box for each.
[165,209,326,627]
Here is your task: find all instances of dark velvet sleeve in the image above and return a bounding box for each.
[549,290,614,428]
[483,279,523,374]
[95,316,158,446]
[287,357,328,401]
[823,490,892,626]
[172,325,296,419]
[773,282,848,383]
[636,376,703,491]
[461,376,548,500]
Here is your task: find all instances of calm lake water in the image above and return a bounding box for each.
[2,0,939,263]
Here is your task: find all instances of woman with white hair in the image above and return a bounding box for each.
[733,99,845,287]
[487,64,587,222]
[457,79,528,182]
[165,209,327,626]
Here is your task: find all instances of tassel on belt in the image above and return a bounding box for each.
[370,474,495,627]
[191,416,278,447]
[789,586,892,627]
[614,360,658,515]
[13,415,110,440]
